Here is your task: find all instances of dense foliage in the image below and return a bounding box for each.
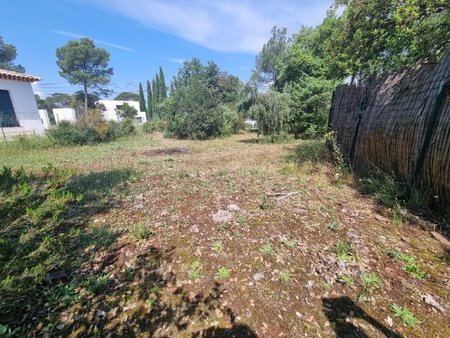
[0,35,25,72]
[166,58,243,139]
[247,0,449,140]
[47,109,135,146]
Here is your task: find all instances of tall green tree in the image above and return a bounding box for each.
[152,78,157,118]
[158,66,167,98]
[330,0,450,78]
[0,36,25,72]
[115,92,139,101]
[146,80,153,120]
[56,38,113,114]
[252,26,288,87]
[115,102,138,120]
[138,82,146,112]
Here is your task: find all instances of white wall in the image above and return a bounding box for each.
[53,108,76,123]
[38,109,51,129]
[97,100,146,124]
[0,78,44,134]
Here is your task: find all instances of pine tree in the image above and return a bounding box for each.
[138,82,146,113]
[146,80,152,120]
[159,66,167,98]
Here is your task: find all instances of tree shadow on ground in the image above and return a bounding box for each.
[237,138,261,144]
[0,167,133,333]
[323,297,403,338]
[59,244,257,337]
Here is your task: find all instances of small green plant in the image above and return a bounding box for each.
[217,223,228,232]
[361,273,383,290]
[322,282,333,291]
[83,273,109,294]
[260,244,274,255]
[187,260,201,280]
[340,275,355,289]
[391,304,421,327]
[217,267,230,279]
[328,222,341,231]
[387,251,427,279]
[259,195,274,210]
[282,239,297,249]
[280,162,296,175]
[0,324,13,337]
[212,240,224,252]
[403,263,427,279]
[128,223,153,241]
[279,271,292,282]
[331,242,353,262]
[145,298,157,309]
[138,158,151,165]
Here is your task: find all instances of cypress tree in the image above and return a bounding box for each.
[159,66,167,98]
[138,82,146,112]
[154,74,160,103]
[146,80,152,120]
[152,77,158,118]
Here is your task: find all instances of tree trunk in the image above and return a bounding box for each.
[84,84,88,115]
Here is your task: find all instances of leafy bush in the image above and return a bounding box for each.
[47,110,135,146]
[293,139,329,164]
[221,105,240,136]
[142,119,167,134]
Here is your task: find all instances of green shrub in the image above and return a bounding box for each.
[221,105,240,136]
[142,119,167,134]
[47,121,86,146]
[47,111,135,146]
[293,139,329,164]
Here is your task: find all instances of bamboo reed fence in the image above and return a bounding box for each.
[329,49,450,212]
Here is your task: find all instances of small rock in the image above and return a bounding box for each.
[385,316,394,327]
[253,273,264,281]
[96,310,106,319]
[44,269,67,283]
[423,294,449,315]
[212,210,233,224]
[189,225,199,233]
[227,204,241,212]
[56,323,64,330]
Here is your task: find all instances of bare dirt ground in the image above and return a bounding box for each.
[3,132,449,337]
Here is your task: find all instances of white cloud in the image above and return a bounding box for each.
[165,57,186,64]
[32,83,45,98]
[85,0,332,54]
[51,30,136,52]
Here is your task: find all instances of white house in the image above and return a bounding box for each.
[53,108,77,124]
[97,100,147,124]
[38,109,51,129]
[0,69,45,136]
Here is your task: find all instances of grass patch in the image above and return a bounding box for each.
[331,242,353,262]
[217,267,230,279]
[260,244,274,255]
[128,223,153,241]
[187,260,201,280]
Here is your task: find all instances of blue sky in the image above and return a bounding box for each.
[2,0,333,98]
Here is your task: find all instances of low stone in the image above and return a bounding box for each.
[190,225,199,233]
[227,204,241,212]
[253,273,264,281]
[212,210,233,224]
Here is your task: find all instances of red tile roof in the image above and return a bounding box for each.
[0,68,41,82]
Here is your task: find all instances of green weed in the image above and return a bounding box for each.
[212,241,224,252]
[128,223,153,241]
[217,267,230,279]
[282,239,297,249]
[340,275,355,289]
[391,304,421,327]
[279,271,292,282]
[187,260,201,280]
[331,242,353,262]
[260,244,274,255]
[361,273,383,290]
[259,195,274,210]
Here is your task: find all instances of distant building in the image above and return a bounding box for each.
[38,109,51,129]
[97,100,147,124]
[0,69,44,137]
[53,108,76,124]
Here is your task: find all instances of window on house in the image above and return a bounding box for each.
[0,90,19,127]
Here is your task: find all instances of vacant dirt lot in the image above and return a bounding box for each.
[1,132,449,337]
